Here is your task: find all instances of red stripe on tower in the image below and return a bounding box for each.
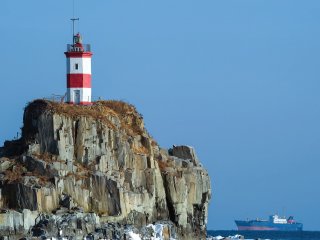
[67,74,91,88]
[65,52,93,58]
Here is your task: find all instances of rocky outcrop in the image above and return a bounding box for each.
[0,100,211,239]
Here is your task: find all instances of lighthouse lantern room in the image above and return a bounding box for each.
[65,33,92,105]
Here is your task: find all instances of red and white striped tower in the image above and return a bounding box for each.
[65,33,92,105]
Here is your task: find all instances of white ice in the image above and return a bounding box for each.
[127,231,142,240]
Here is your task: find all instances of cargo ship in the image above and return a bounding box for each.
[235,215,303,231]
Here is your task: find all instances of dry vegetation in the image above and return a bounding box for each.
[2,157,52,185]
[32,152,55,163]
[4,165,52,186]
[25,99,144,136]
[96,100,144,136]
[66,172,90,182]
[151,140,158,147]
[132,145,149,155]
[157,159,173,171]
[38,175,50,185]
[4,164,24,183]
[157,155,181,173]
[75,161,94,174]
[63,162,93,182]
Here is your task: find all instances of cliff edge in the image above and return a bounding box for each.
[0,99,211,239]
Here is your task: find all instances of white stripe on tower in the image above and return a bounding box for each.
[67,58,91,74]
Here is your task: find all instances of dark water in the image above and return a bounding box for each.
[207,230,320,240]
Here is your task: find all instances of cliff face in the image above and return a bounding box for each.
[0,100,211,239]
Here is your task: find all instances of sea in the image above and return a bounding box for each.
[207,230,320,240]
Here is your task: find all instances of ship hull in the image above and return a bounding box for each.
[235,220,303,231]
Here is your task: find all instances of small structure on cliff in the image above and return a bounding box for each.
[65,25,93,105]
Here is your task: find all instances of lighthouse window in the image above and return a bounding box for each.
[75,63,79,70]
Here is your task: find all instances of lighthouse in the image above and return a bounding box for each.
[65,33,92,105]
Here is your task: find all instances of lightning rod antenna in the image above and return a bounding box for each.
[71,18,80,45]
[71,0,79,45]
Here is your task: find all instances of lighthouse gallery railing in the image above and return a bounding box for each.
[67,44,91,52]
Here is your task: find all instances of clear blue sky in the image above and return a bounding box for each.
[1,0,320,230]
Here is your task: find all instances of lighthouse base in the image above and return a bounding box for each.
[67,88,91,105]
[67,101,92,106]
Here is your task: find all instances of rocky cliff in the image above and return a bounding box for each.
[0,99,211,239]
